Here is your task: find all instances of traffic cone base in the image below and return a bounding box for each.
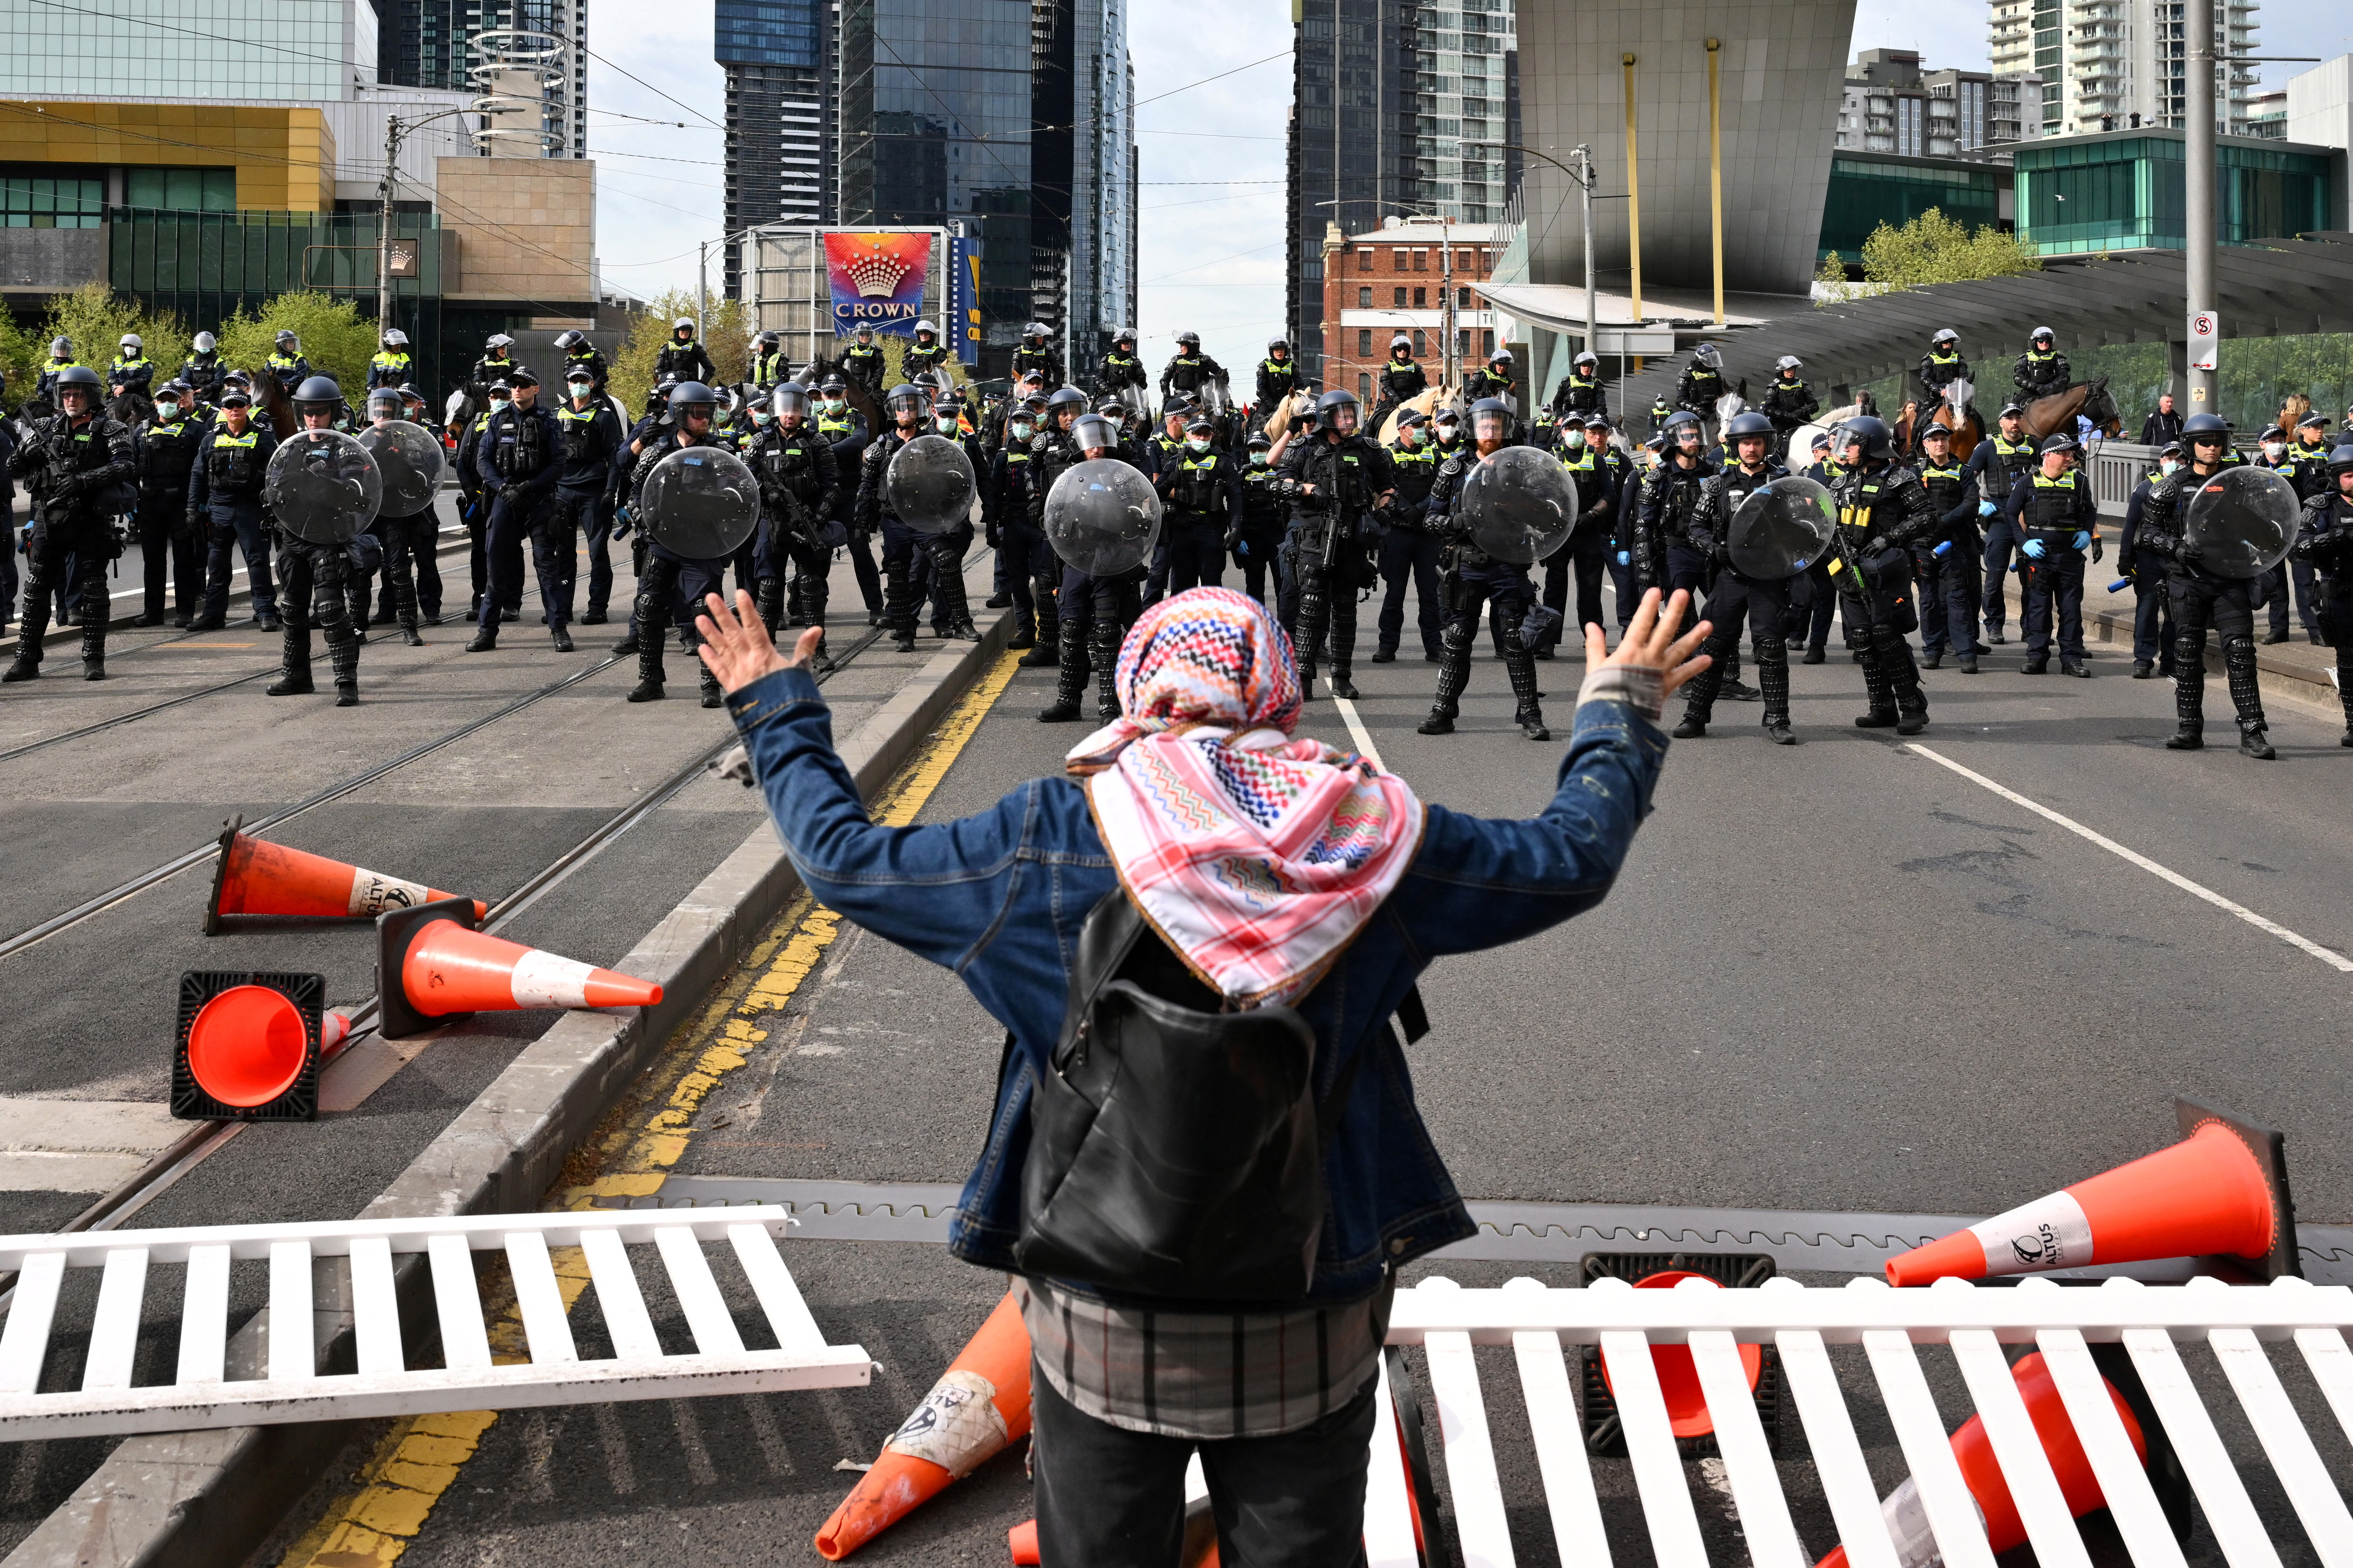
[206,816,485,935]
[1598,1271,1763,1439]
[376,897,663,1041]
[1886,1097,2298,1287]
[816,1292,1033,1560]
[172,971,343,1121]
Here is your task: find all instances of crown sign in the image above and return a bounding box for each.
[844,250,911,298]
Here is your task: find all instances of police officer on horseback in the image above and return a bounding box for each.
[1759,356,1817,449]
[1920,329,1970,406]
[1551,350,1609,423]
[2013,327,2071,404]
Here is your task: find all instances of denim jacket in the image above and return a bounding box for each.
[728,669,1669,1305]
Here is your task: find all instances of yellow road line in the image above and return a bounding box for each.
[275,647,1024,1568]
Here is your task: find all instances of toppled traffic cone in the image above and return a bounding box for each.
[172,972,350,1120]
[206,816,485,936]
[1814,1352,2145,1567]
[1599,1270,1764,1440]
[817,1291,1032,1560]
[377,897,662,1040]
[1886,1097,2298,1286]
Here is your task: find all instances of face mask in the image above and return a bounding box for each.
[823,398,845,414]
[1435,424,1459,441]
[1563,430,1584,449]
[751,410,772,427]
[936,415,958,433]
[1250,450,1270,466]
[2263,442,2286,460]
[1186,436,1211,453]
[568,382,594,399]
[2160,459,2179,475]
[1400,429,1422,448]
[1010,421,1033,441]
[154,401,178,421]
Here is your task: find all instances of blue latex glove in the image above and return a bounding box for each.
[2022,538,2047,560]
[1978,499,1997,516]
[1615,550,1630,565]
[1932,540,1952,557]
[2071,530,2091,551]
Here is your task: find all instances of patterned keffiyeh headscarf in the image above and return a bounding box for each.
[1065,588,1423,1007]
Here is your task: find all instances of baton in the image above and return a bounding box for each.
[1932,540,1952,557]
[2109,577,2133,593]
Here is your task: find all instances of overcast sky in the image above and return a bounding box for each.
[587,0,2350,368]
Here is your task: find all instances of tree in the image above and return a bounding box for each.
[215,292,378,401]
[39,281,190,393]
[1858,208,2039,288]
[0,311,40,415]
[609,289,751,422]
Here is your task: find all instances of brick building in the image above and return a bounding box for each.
[1319,214,1510,406]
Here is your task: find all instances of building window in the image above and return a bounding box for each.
[1358,328,1372,357]
[1358,286,1371,307]
[1413,329,1427,355]
[1457,286,1471,308]
[1412,248,1428,271]
[1483,329,1495,356]
[1357,247,1373,270]
[1391,248,1406,269]
[1393,286,1407,307]
[123,167,237,212]
[1412,286,1426,308]
[1358,372,1371,401]
[0,169,103,228]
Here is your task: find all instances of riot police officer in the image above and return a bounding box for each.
[356,387,429,648]
[109,335,155,402]
[369,329,414,391]
[268,378,369,704]
[2013,327,2070,404]
[902,321,951,383]
[132,378,205,626]
[267,331,311,396]
[1759,356,1817,449]
[4,366,134,681]
[836,323,886,399]
[1368,335,1427,434]
[1278,387,1394,700]
[33,338,77,415]
[858,383,976,653]
[1912,421,1984,672]
[1967,403,2039,643]
[1036,407,1140,723]
[624,381,734,706]
[1633,412,1711,599]
[1920,329,1970,406]
[1096,327,1149,404]
[555,329,609,396]
[1796,430,1843,662]
[657,319,718,390]
[1828,415,1934,732]
[1150,414,1239,597]
[1417,398,1547,740]
[553,365,626,634]
[181,333,225,404]
[986,400,1048,657]
[2006,432,2099,677]
[1012,322,1062,389]
[2131,412,2273,757]
[1672,411,1795,743]
[1533,412,1622,657]
[747,331,793,392]
[1674,343,1727,429]
[1465,348,1516,408]
[1551,351,1608,423]
[914,394,985,635]
[1255,337,1303,411]
[2116,441,2181,678]
[1647,392,1675,438]
[2251,424,2302,643]
[813,373,881,622]
[2283,410,2334,642]
[185,385,279,633]
[471,368,566,651]
[747,382,840,663]
[471,334,520,399]
[1232,430,1290,614]
[1375,409,1445,663]
[456,380,509,624]
[1158,332,1225,409]
[2289,442,2353,745]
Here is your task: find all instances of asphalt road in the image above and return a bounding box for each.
[368,592,2353,1567]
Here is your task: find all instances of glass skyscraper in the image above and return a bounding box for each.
[717,0,835,297]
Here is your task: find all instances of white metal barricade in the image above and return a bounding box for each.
[1374,1273,2353,1568]
[0,1207,869,1441]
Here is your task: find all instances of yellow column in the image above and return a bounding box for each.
[1622,55,1642,327]
[1706,39,1724,327]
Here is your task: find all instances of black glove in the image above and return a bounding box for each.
[48,472,84,501]
[2090,532,2104,564]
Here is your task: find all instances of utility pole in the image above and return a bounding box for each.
[1575,145,1596,366]
[2185,0,2217,409]
[1439,212,1456,388]
[378,116,401,337]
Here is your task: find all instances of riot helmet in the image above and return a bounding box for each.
[673,317,697,340]
[1843,415,1897,463]
[1931,329,1959,349]
[1114,328,1136,351]
[2030,327,2055,347]
[1469,397,1512,444]
[49,335,71,358]
[884,383,930,423]
[1775,355,1801,375]
[381,328,408,350]
[1390,334,1413,356]
[366,387,403,423]
[912,320,937,343]
[770,382,810,425]
[1574,351,1599,371]
[1073,413,1117,455]
[1315,387,1360,436]
[485,333,514,353]
[276,329,299,350]
[1692,343,1723,370]
[554,329,586,353]
[1175,330,1199,350]
[668,381,719,428]
[192,332,218,356]
[52,364,101,410]
[1268,337,1291,358]
[119,333,143,354]
[292,375,344,427]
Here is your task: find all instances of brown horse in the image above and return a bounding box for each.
[2021,378,2122,441]
[1896,380,1984,461]
[801,350,882,436]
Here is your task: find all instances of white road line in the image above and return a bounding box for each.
[1906,741,2353,974]
[1331,694,1387,773]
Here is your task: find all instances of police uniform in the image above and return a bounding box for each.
[553,396,627,627]
[623,427,735,703]
[1033,426,1145,723]
[472,395,567,643]
[108,353,156,401]
[2012,344,2071,403]
[1673,353,1726,421]
[1967,429,2039,640]
[1550,367,1609,423]
[856,424,976,651]
[1154,441,1242,595]
[1419,442,1547,740]
[1231,449,1290,612]
[748,348,795,391]
[267,430,370,702]
[131,404,205,625]
[2282,431,2333,638]
[2134,444,2273,753]
[3,402,135,679]
[2289,452,2353,743]
[1632,447,1711,599]
[1254,354,1303,411]
[1920,345,1971,404]
[563,344,611,397]
[1913,447,1984,666]
[368,348,414,391]
[1096,345,1149,402]
[2004,461,2097,672]
[816,398,881,618]
[180,352,225,404]
[185,416,279,630]
[1647,395,1675,438]
[1011,340,1063,390]
[1830,454,1936,732]
[1759,373,1817,443]
[1278,427,1394,698]
[985,430,1050,653]
[1368,353,1427,433]
[1158,349,1226,407]
[654,336,717,390]
[901,337,951,383]
[2251,439,2305,641]
[2117,461,2179,677]
[747,419,840,638]
[1376,430,1445,662]
[454,401,504,620]
[266,350,311,395]
[1673,456,1798,741]
[1530,433,1618,654]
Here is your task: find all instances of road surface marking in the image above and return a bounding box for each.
[1906,741,2353,974]
[1332,694,1388,773]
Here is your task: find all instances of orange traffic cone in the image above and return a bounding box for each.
[376,897,662,1040]
[172,973,350,1121]
[1599,1270,1764,1439]
[206,817,485,935]
[1886,1097,2297,1286]
[817,1291,1033,1560]
[1815,1352,2146,1567]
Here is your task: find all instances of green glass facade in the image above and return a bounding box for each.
[2013,133,2335,255]
[1817,154,2005,264]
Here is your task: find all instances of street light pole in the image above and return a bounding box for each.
[2185,0,2217,409]
[376,108,471,339]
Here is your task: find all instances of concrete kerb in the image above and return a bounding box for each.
[3,601,1018,1568]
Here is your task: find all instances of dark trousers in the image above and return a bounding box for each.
[2251,561,2293,636]
[483,494,554,625]
[1377,528,1444,657]
[844,524,883,612]
[1608,546,1638,632]
[2129,567,2176,670]
[1663,544,1711,598]
[2318,580,2353,727]
[460,490,491,615]
[1000,523,1055,638]
[1802,560,1838,650]
[1032,1366,1375,1568]
[1680,571,1792,722]
[532,503,579,626]
[16,510,112,658]
[2021,550,2086,658]
[2289,555,2321,635]
[200,499,276,621]
[136,487,201,619]
[374,510,443,619]
[1981,516,2021,627]
[554,486,611,612]
[1289,532,1371,678]
[2169,572,2263,731]
[1162,515,1226,595]
[1232,524,1285,612]
[1936,537,1985,656]
[0,499,16,623]
[1537,531,1608,644]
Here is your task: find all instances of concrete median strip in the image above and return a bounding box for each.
[2,593,1017,1568]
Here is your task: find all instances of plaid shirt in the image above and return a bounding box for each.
[1014,1276,1393,1440]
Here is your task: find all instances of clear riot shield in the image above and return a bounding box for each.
[640,444,760,559]
[1044,458,1162,576]
[1459,446,1577,564]
[265,430,381,544]
[1726,476,1837,580]
[2183,466,2301,580]
[358,420,446,518]
[885,433,977,536]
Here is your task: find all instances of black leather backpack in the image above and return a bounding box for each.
[1015,889,1424,1303]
